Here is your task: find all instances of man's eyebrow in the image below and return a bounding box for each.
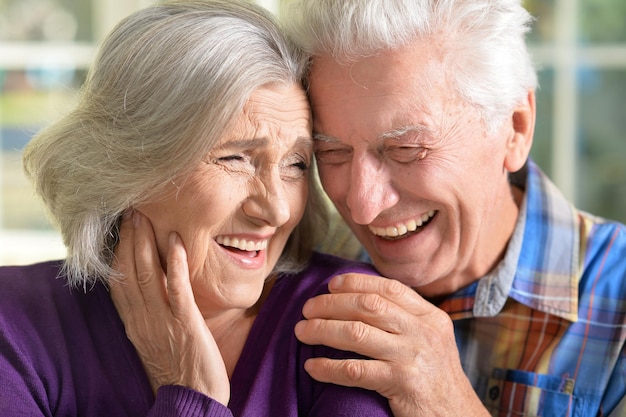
[312,126,432,143]
[312,132,339,143]
[377,125,431,140]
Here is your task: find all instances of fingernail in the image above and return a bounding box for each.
[169,231,178,248]
[132,211,141,227]
[329,274,344,290]
[294,320,305,336]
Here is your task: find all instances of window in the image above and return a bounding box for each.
[525,0,626,223]
[1,0,624,265]
[0,0,278,265]
[0,0,100,264]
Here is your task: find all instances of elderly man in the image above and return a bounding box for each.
[285,1,626,416]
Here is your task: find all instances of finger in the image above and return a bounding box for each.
[328,273,426,314]
[164,232,196,318]
[111,210,134,274]
[301,292,416,334]
[303,356,394,396]
[294,318,402,360]
[132,211,168,310]
[110,211,136,313]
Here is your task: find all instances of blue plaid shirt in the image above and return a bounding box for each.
[436,160,626,416]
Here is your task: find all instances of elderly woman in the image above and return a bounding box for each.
[0,1,394,416]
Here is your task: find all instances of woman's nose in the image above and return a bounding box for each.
[242,170,291,227]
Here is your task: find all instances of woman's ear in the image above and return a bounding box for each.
[504,90,536,173]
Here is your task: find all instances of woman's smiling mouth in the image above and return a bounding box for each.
[216,236,269,258]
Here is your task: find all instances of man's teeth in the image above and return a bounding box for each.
[216,236,268,251]
[368,210,436,238]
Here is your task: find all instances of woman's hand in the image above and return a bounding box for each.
[294,273,489,417]
[110,211,230,406]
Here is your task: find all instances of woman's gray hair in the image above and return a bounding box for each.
[283,0,538,131]
[23,0,327,288]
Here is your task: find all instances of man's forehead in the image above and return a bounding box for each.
[309,45,441,85]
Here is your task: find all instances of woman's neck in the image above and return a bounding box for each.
[207,276,276,377]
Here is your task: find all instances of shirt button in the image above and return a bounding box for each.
[489,386,500,401]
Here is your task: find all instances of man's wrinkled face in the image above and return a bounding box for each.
[309,45,517,296]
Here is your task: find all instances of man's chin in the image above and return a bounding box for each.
[371,257,432,288]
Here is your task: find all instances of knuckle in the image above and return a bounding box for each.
[167,282,183,299]
[136,269,155,286]
[381,278,408,299]
[135,237,151,256]
[168,257,185,274]
[432,307,453,328]
[345,320,369,344]
[357,293,387,315]
[344,359,367,382]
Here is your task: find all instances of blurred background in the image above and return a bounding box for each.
[1,0,625,265]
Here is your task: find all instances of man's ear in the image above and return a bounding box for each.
[504,89,536,173]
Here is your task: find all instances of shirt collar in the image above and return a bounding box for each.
[472,188,527,317]
[446,160,581,322]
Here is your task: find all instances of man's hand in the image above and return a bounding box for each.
[110,211,230,405]
[294,273,489,417]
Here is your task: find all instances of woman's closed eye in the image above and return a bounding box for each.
[211,154,256,175]
[218,154,246,162]
[280,154,309,180]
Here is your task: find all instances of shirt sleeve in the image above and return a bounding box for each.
[149,386,233,417]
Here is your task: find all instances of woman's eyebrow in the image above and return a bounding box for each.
[295,135,314,148]
[218,138,269,150]
[218,135,313,150]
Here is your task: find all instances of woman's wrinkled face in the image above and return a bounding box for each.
[138,84,312,317]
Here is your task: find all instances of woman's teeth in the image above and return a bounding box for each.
[368,210,437,238]
[216,236,268,251]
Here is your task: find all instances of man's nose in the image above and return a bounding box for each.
[346,154,399,225]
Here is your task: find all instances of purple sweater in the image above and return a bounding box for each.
[0,252,392,416]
